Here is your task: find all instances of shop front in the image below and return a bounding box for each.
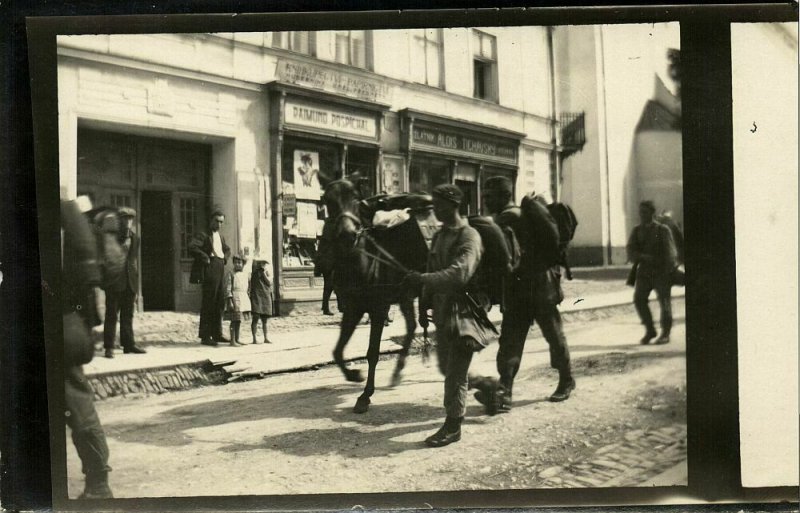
[401,109,525,215]
[267,80,390,310]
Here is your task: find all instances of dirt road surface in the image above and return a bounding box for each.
[68,299,686,498]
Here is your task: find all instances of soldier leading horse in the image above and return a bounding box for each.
[323,180,432,413]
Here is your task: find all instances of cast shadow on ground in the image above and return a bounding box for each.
[104,381,446,450]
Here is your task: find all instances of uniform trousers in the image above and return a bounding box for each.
[199,257,226,340]
[496,276,570,395]
[633,269,672,334]
[65,365,111,480]
[103,287,136,350]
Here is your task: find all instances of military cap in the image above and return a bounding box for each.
[432,184,463,205]
[483,176,513,194]
[640,200,656,214]
[117,206,137,218]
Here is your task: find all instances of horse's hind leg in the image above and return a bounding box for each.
[354,305,389,414]
[390,297,417,388]
[334,306,365,383]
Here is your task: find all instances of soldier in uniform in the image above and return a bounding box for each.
[480,176,575,411]
[61,198,113,499]
[627,201,678,345]
[103,206,145,357]
[404,184,486,447]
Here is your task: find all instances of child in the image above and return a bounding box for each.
[249,259,274,344]
[225,254,251,347]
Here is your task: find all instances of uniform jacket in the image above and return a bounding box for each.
[189,230,231,284]
[421,218,486,336]
[626,221,677,278]
[108,230,139,294]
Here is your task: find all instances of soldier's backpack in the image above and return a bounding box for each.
[547,202,579,280]
[467,215,511,306]
[84,206,126,291]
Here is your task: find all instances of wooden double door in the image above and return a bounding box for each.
[76,128,211,312]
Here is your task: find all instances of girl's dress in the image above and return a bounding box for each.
[225,270,252,321]
[249,263,274,317]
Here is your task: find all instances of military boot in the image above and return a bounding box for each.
[425,416,462,448]
[79,472,113,499]
[549,367,576,402]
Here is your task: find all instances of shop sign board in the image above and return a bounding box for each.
[411,124,518,165]
[277,59,392,104]
[285,100,377,140]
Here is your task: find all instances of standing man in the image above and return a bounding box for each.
[627,201,677,345]
[103,207,145,358]
[315,216,336,316]
[61,198,113,498]
[404,184,486,448]
[480,176,575,411]
[189,209,231,346]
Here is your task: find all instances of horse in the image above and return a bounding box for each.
[323,179,432,414]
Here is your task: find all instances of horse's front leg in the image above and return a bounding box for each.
[334,306,365,383]
[354,305,389,413]
[390,297,417,388]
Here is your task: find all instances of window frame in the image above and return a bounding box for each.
[333,30,373,70]
[410,28,444,88]
[472,29,499,103]
[271,31,316,56]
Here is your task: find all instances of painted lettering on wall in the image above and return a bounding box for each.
[277,60,393,104]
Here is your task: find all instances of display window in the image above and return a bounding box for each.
[280,140,341,270]
[409,157,450,195]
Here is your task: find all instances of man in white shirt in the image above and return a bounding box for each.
[189,210,231,346]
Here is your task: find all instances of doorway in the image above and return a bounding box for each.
[140,190,175,311]
[455,179,479,216]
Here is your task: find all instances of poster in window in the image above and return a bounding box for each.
[382,156,404,195]
[293,150,322,200]
[296,202,318,239]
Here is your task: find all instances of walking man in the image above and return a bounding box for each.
[61,198,113,498]
[190,209,231,346]
[103,206,145,358]
[627,200,677,345]
[404,184,487,448]
[480,176,575,411]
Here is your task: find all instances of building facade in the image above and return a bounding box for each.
[57,27,562,313]
[553,23,682,266]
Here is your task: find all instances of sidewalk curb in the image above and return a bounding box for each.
[85,293,684,401]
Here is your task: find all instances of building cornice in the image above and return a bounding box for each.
[58,47,265,93]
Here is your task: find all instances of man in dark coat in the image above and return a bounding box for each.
[103,206,145,358]
[315,216,337,315]
[627,201,678,345]
[189,209,231,346]
[61,198,113,499]
[480,176,575,411]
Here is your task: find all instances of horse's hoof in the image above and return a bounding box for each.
[345,369,365,383]
[353,397,370,414]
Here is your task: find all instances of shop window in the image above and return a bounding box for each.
[179,197,199,259]
[472,30,498,102]
[410,29,443,88]
[334,30,371,70]
[409,157,450,195]
[281,142,342,270]
[272,31,315,56]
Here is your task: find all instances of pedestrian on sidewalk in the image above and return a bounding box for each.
[315,216,336,316]
[478,177,575,412]
[249,258,274,344]
[189,209,231,346]
[103,206,146,358]
[403,184,487,448]
[225,253,251,346]
[627,200,678,345]
[61,198,113,499]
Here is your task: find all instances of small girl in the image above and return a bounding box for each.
[225,254,251,346]
[249,259,274,344]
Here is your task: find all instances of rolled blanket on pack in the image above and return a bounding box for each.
[372,208,410,229]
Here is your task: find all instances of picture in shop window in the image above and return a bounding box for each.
[293,150,322,200]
